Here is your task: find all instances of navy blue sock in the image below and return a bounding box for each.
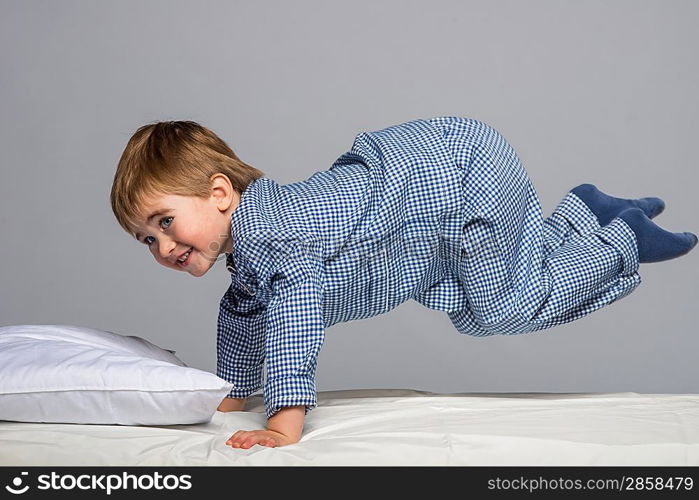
[617,207,698,263]
[571,183,665,227]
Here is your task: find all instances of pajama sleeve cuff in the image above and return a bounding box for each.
[596,217,640,276]
[263,375,318,420]
[225,385,261,400]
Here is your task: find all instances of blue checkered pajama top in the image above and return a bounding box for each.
[217,116,641,419]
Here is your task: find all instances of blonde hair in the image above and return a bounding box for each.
[110,120,264,237]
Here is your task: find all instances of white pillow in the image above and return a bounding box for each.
[0,324,233,426]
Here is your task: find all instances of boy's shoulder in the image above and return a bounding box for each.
[228,179,323,300]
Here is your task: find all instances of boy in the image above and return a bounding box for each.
[111,116,697,449]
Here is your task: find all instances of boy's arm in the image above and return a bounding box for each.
[216,283,267,401]
[226,248,325,449]
[262,251,325,421]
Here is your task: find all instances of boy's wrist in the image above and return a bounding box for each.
[217,397,246,412]
[266,405,305,443]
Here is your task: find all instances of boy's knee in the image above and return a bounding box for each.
[475,313,540,336]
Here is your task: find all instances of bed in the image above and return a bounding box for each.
[1,388,697,466]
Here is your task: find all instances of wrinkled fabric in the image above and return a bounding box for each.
[2,390,698,466]
[217,116,641,419]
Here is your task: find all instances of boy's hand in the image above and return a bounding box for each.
[225,429,297,448]
[225,405,305,449]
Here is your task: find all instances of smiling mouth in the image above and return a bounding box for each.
[177,248,193,267]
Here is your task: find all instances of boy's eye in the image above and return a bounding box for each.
[142,216,173,245]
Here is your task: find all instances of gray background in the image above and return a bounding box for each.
[2,0,697,395]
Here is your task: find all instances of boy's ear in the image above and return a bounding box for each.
[209,173,238,210]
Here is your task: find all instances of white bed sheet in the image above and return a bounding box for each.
[1,389,698,466]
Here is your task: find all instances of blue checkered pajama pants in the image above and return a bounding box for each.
[441,120,642,337]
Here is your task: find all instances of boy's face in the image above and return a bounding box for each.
[131,174,240,277]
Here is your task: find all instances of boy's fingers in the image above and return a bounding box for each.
[243,437,259,447]
[226,430,247,445]
[226,430,276,448]
[240,433,265,448]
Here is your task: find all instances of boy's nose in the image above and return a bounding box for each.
[158,241,176,262]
